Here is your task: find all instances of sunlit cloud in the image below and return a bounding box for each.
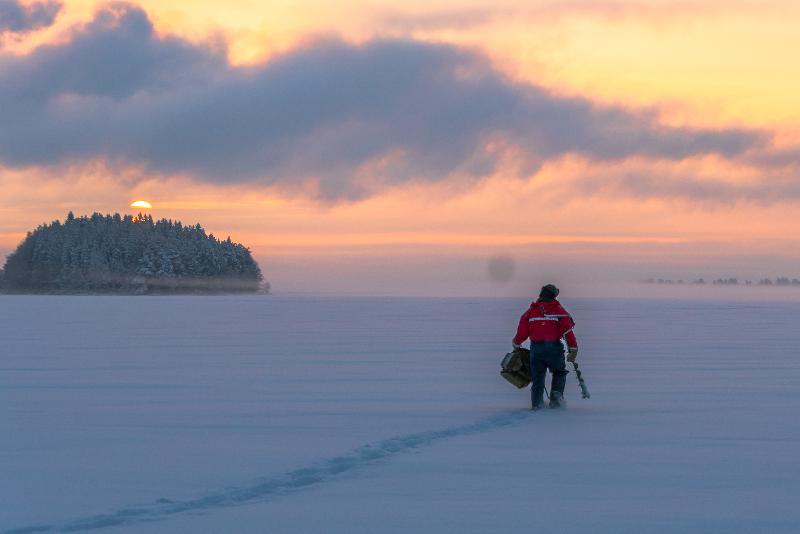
[538,155,800,207]
[0,3,775,202]
[377,1,752,32]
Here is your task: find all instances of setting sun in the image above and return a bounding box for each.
[130,200,152,209]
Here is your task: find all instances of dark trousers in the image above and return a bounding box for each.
[530,341,568,408]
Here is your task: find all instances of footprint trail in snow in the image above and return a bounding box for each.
[6,410,530,533]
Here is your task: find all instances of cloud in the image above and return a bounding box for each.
[747,147,800,169]
[0,0,61,35]
[380,7,500,31]
[377,1,778,32]
[566,162,800,206]
[2,3,225,100]
[0,3,771,199]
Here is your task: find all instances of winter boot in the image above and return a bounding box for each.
[549,391,566,409]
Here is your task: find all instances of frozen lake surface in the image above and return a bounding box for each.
[2,295,800,533]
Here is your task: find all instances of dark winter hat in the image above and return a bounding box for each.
[539,284,560,301]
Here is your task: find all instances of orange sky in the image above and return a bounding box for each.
[2,0,799,295]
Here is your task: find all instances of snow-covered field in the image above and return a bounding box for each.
[3,295,800,533]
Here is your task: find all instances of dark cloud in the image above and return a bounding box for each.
[0,0,61,35]
[747,147,800,169]
[2,4,225,100]
[0,3,770,199]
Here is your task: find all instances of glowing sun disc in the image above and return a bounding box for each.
[131,200,152,209]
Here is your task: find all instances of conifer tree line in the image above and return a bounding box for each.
[0,212,263,293]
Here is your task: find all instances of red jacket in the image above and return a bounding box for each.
[513,299,578,349]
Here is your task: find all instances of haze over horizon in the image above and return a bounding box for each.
[2,0,800,296]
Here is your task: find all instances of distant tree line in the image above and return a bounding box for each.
[0,212,263,294]
[642,277,800,287]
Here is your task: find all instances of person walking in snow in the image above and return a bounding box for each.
[512,284,578,410]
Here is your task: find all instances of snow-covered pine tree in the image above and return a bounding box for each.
[1,213,263,293]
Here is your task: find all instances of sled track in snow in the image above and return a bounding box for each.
[6,410,530,533]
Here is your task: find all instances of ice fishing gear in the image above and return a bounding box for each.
[572,362,590,399]
[500,347,531,388]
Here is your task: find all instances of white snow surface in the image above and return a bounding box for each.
[2,295,799,533]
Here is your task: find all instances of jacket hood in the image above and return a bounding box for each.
[532,298,561,307]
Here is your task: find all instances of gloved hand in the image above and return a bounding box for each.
[567,347,578,362]
[512,343,522,351]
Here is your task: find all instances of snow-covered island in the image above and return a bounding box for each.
[0,212,263,294]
